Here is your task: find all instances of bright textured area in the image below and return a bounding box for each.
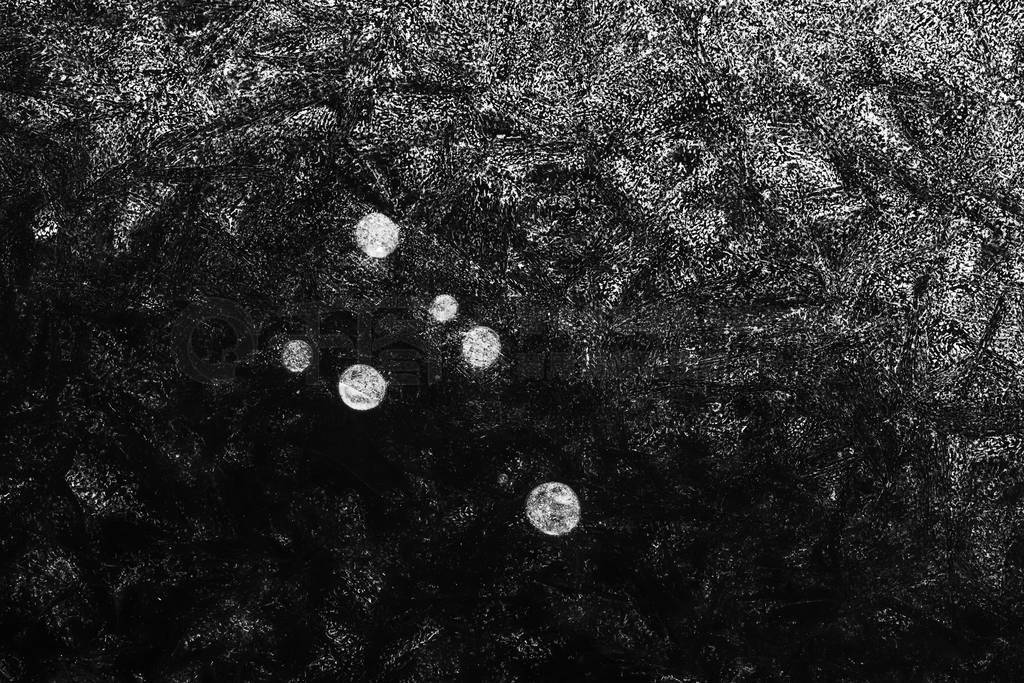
[337,363,387,410]
[526,482,581,536]
[428,294,459,323]
[461,325,501,369]
[353,212,400,258]
[280,339,312,373]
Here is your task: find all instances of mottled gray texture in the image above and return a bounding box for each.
[4,0,1024,680]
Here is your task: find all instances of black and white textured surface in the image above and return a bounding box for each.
[3,0,1024,680]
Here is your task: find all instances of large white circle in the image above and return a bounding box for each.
[461,325,501,369]
[338,364,387,410]
[526,482,581,536]
[428,294,458,323]
[354,212,400,258]
[281,339,313,373]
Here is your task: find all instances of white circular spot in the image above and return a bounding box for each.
[338,364,387,410]
[461,325,501,369]
[281,339,313,373]
[428,294,459,323]
[354,212,400,258]
[526,482,581,536]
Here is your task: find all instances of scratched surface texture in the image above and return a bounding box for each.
[3,0,1024,680]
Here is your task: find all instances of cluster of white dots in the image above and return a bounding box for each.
[279,212,579,536]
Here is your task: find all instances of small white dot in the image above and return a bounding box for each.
[338,364,387,410]
[428,294,459,323]
[526,482,580,536]
[281,339,313,373]
[461,325,501,369]
[354,212,400,258]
